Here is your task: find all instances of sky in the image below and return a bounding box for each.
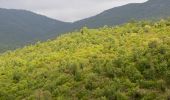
[0,0,148,22]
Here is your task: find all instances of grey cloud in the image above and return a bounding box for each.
[0,0,148,22]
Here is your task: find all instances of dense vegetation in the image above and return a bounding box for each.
[0,19,170,100]
[1,0,170,52]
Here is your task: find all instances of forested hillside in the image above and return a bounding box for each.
[0,19,170,100]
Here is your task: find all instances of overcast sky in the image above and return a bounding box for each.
[0,0,148,22]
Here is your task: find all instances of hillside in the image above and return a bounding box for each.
[1,0,170,53]
[74,0,170,28]
[0,19,170,99]
[0,8,71,52]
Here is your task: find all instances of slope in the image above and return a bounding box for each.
[0,8,71,52]
[0,19,170,99]
[74,0,170,28]
[1,0,170,53]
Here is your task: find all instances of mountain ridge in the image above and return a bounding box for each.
[73,0,170,28]
[1,0,170,52]
[0,8,72,52]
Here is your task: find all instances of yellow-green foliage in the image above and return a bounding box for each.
[0,19,170,100]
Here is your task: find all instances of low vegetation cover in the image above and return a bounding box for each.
[0,19,170,100]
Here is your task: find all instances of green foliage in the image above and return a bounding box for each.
[0,19,170,99]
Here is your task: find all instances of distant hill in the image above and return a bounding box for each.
[0,19,170,99]
[1,0,170,52]
[0,8,71,52]
[74,0,170,28]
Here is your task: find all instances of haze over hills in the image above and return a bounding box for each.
[0,8,71,52]
[0,0,170,52]
[74,0,170,28]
